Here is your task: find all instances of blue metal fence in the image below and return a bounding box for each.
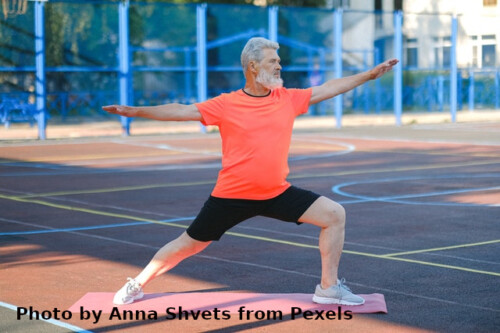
[0,1,499,139]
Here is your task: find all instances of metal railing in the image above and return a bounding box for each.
[1,1,498,139]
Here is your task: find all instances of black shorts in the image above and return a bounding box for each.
[186,186,321,241]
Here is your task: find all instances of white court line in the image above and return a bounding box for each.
[411,123,500,132]
[112,137,356,161]
[111,140,222,156]
[2,217,498,313]
[332,174,500,207]
[2,185,498,266]
[318,133,500,146]
[0,137,355,175]
[289,138,355,161]
[0,300,91,333]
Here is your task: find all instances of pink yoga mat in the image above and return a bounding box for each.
[69,292,387,314]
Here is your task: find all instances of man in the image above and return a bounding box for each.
[103,37,398,306]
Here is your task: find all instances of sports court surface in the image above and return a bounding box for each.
[1,122,499,332]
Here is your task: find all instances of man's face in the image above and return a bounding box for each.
[255,48,283,89]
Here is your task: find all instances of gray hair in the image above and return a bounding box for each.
[241,37,279,73]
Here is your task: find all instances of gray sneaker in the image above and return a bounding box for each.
[312,278,365,305]
[113,278,144,305]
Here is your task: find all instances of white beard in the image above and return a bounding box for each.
[256,69,283,89]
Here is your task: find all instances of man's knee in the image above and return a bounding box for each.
[299,196,345,228]
[325,201,345,228]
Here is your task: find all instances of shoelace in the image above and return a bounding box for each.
[126,278,141,294]
[338,278,351,300]
[337,278,351,295]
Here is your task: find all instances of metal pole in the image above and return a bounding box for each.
[374,47,381,114]
[197,4,207,132]
[457,70,463,110]
[333,9,343,128]
[185,49,191,102]
[363,50,369,114]
[450,15,457,122]
[438,75,444,112]
[118,0,131,136]
[35,0,46,140]
[468,69,474,111]
[393,10,403,126]
[319,49,326,115]
[495,69,499,109]
[268,6,278,43]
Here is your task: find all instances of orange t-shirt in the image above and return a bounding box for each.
[195,87,312,200]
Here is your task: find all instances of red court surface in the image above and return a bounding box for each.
[0,123,499,332]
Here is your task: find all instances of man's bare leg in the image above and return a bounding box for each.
[298,196,345,289]
[114,232,210,305]
[299,196,364,305]
[135,232,211,287]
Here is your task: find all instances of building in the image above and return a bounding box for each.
[350,0,499,69]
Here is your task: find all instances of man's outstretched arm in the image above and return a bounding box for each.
[309,58,399,105]
[102,103,202,122]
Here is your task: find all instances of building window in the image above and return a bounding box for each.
[374,38,386,63]
[405,38,418,67]
[483,0,497,7]
[330,0,350,8]
[442,47,451,67]
[374,0,383,28]
[433,36,452,68]
[470,35,497,68]
[394,0,403,11]
[482,45,496,67]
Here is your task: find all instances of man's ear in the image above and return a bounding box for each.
[250,61,257,72]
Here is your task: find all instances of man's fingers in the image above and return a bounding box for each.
[371,59,399,79]
[387,58,399,66]
[379,59,398,74]
[102,105,136,118]
[383,59,399,70]
[102,105,123,114]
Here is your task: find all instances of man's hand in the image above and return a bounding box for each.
[102,105,138,118]
[369,58,399,80]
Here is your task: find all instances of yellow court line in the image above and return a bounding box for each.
[222,232,500,276]
[16,159,500,199]
[365,256,500,276]
[16,180,215,199]
[1,193,499,277]
[0,194,190,229]
[381,239,500,257]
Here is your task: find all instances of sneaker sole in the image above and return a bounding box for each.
[113,291,144,306]
[312,295,365,306]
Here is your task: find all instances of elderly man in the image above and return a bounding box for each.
[103,37,398,306]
